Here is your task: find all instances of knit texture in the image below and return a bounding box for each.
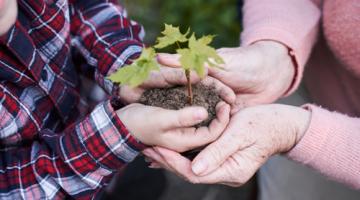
[288,105,360,189]
[242,0,360,188]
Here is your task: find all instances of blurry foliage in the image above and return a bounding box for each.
[120,0,241,49]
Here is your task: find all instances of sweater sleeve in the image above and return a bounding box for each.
[0,99,145,199]
[240,0,321,95]
[287,104,360,189]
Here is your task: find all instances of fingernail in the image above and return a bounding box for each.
[192,160,208,175]
[195,109,207,120]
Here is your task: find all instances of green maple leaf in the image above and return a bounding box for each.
[154,24,190,49]
[177,34,224,78]
[108,48,160,87]
[177,48,207,77]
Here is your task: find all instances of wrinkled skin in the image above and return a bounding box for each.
[144,41,312,186]
[144,104,311,187]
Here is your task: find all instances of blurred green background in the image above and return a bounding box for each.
[120,0,241,49]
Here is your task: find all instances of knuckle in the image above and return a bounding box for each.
[221,91,233,103]
[235,98,247,109]
[208,145,224,163]
[208,130,220,141]
[178,109,198,127]
[176,115,188,128]
[174,69,185,81]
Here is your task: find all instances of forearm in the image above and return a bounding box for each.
[287,105,360,189]
[0,100,144,199]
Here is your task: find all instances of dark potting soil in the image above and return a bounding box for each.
[139,83,221,127]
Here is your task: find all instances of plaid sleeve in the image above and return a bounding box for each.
[0,100,145,199]
[69,0,144,95]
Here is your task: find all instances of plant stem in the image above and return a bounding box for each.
[185,69,193,105]
[176,41,193,105]
[175,41,181,49]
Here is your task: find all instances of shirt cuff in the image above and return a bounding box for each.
[76,100,146,171]
[95,41,143,96]
[286,104,333,164]
[105,41,143,76]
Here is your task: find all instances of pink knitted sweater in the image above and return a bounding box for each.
[241,0,360,189]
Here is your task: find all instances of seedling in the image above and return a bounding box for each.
[108,24,224,104]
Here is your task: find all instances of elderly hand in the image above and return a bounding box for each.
[0,0,17,36]
[119,66,235,105]
[157,41,295,113]
[143,104,311,186]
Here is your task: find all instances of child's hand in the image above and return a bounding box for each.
[0,0,17,36]
[119,66,236,106]
[117,101,230,152]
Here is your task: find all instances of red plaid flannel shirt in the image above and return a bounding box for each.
[0,0,146,199]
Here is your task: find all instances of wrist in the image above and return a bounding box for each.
[116,104,141,140]
[254,40,295,97]
[285,107,311,152]
[268,105,311,153]
[294,107,312,144]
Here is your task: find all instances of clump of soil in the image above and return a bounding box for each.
[139,83,221,127]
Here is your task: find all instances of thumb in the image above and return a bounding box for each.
[157,53,181,68]
[191,125,242,176]
[159,106,208,130]
[189,149,263,186]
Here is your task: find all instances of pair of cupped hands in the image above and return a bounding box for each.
[118,41,312,187]
[0,0,311,186]
[0,0,309,187]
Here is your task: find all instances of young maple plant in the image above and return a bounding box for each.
[109,24,224,104]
